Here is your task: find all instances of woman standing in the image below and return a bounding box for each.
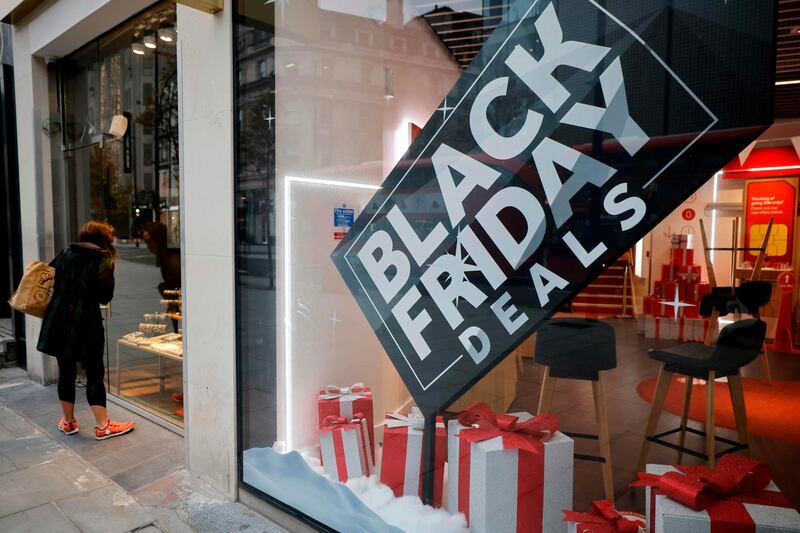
[37,221,135,440]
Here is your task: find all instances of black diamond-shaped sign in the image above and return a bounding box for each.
[331,0,776,415]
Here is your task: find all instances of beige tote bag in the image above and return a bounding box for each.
[8,260,55,319]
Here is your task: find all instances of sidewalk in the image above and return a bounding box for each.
[0,366,286,533]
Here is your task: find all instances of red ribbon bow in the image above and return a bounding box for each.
[631,454,791,512]
[456,401,559,454]
[322,412,365,431]
[563,500,641,533]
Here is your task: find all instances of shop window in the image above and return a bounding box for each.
[355,29,374,47]
[389,36,407,53]
[320,22,336,41]
[236,2,789,533]
[58,2,184,429]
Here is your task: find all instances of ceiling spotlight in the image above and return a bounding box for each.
[159,28,176,42]
[132,42,146,55]
[143,35,157,49]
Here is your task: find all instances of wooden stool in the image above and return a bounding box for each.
[535,318,616,503]
[636,319,765,471]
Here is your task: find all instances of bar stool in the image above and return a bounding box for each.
[736,281,773,383]
[636,318,766,471]
[535,318,616,503]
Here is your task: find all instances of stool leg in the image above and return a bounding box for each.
[760,344,773,384]
[728,372,749,456]
[537,366,556,415]
[676,377,693,464]
[636,365,673,473]
[705,371,716,467]
[593,374,614,504]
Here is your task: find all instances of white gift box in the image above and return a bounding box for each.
[447,412,573,533]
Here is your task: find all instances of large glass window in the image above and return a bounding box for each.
[234,1,278,460]
[59,2,183,428]
[235,1,788,532]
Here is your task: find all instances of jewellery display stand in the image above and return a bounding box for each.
[114,289,184,425]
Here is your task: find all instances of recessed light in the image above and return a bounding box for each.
[132,43,146,55]
[285,62,296,68]
[159,28,176,42]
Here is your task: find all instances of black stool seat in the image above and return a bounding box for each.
[648,319,766,379]
[535,318,616,380]
[736,281,772,313]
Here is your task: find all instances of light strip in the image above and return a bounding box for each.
[741,164,800,172]
[283,176,380,450]
[710,171,720,264]
[776,79,800,86]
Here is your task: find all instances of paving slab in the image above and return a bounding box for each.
[57,485,155,533]
[0,451,15,474]
[0,434,73,469]
[0,462,81,517]
[0,502,82,533]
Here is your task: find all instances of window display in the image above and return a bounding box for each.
[235,1,798,532]
[58,3,183,428]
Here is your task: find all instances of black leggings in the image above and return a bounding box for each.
[57,358,106,407]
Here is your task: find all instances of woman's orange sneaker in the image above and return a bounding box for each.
[95,420,135,440]
[58,417,79,435]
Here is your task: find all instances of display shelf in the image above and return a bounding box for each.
[117,338,184,362]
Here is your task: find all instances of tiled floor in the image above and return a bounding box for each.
[0,367,184,492]
[509,317,800,513]
[0,366,286,533]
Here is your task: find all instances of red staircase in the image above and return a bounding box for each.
[569,259,632,317]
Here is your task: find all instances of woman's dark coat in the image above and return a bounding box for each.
[37,243,115,364]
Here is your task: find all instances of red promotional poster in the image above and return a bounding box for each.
[743,179,798,265]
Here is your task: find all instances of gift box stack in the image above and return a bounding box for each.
[317,383,375,482]
[643,234,712,341]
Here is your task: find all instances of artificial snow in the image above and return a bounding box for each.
[243,447,399,532]
[345,475,468,533]
[242,447,468,533]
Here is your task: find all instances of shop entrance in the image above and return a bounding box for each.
[56,3,184,431]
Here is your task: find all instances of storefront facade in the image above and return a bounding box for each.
[4,1,800,532]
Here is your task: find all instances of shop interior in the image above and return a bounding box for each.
[237,0,800,531]
[56,3,183,429]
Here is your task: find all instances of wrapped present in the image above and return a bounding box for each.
[379,408,446,506]
[645,316,678,340]
[671,248,695,266]
[632,456,800,533]
[447,402,573,533]
[671,234,693,249]
[661,264,678,284]
[563,500,646,532]
[643,296,656,316]
[320,414,372,482]
[318,383,374,462]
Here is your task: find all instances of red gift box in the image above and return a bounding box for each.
[320,414,372,482]
[563,500,646,532]
[318,383,374,463]
[447,402,573,533]
[633,456,800,533]
[379,408,446,506]
[670,234,692,249]
[671,248,694,266]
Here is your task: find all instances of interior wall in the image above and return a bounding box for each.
[275,0,462,451]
